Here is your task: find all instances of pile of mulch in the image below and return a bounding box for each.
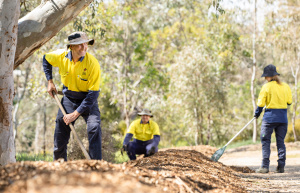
[0,146,254,193]
[160,145,218,157]
[126,149,253,192]
[1,160,159,193]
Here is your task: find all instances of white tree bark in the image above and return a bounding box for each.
[291,56,299,142]
[0,0,20,166]
[14,0,93,69]
[251,0,257,143]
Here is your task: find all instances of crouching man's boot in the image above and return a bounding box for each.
[255,167,269,173]
[145,146,156,157]
[148,146,156,156]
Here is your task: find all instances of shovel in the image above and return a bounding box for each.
[52,91,91,160]
[211,117,256,162]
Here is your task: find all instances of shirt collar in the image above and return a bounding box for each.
[65,51,85,62]
[140,119,150,124]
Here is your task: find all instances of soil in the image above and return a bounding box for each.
[1,142,299,193]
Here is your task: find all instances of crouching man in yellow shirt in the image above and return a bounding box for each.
[122,109,160,160]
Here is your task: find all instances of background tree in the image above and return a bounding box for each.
[251,0,258,142]
[15,0,94,68]
[273,0,300,141]
[0,0,20,166]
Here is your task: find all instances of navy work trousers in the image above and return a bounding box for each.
[260,121,287,168]
[127,139,158,160]
[54,96,102,161]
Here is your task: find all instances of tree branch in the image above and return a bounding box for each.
[14,0,93,69]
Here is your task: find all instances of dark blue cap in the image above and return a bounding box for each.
[261,64,280,77]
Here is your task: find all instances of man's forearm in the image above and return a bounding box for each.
[63,110,80,125]
[123,133,133,145]
[43,55,53,80]
[47,79,57,98]
[153,135,160,146]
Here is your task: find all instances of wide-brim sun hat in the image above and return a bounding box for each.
[67,31,94,48]
[261,64,280,77]
[138,109,153,117]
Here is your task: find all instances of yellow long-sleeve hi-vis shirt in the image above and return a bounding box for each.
[127,119,160,141]
[256,81,292,123]
[43,49,101,114]
[44,49,100,92]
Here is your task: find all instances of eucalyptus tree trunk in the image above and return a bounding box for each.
[34,109,43,154]
[291,62,299,142]
[194,107,204,145]
[15,0,93,69]
[124,83,130,129]
[194,108,199,146]
[0,0,20,166]
[13,67,30,140]
[251,0,257,143]
[43,103,47,157]
[206,113,211,145]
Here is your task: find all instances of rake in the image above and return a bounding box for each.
[211,117,256,162]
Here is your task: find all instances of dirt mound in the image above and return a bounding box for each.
[0,160,158,193]
[0,147,252,193]
[228,166,254,173]
[160,145,217,157]
[127,149,251,192]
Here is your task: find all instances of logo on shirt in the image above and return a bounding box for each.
[82,68,87,75]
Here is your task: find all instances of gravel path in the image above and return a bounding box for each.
[219,142,300,192]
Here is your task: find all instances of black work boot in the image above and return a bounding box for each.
[275,166,284,173]
[145,146,156,157]
[255,167,269,173]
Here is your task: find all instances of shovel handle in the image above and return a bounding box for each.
[52,91,91,160]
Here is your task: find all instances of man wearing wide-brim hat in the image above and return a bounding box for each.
[122,109,161,160]
[42,31,102,160]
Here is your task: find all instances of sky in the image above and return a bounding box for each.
[217,0,282,30]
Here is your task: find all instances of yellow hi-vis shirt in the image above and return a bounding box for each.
[257,81,292,123]
[127,119,160,141]
[257,81,292,108]
[45,49,100,92]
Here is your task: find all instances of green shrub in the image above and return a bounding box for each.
[227,139,261,149]
[286,119,300,142]
[114,151,129,163]
[16,152,53,161]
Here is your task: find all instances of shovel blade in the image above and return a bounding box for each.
[211,146,227,162]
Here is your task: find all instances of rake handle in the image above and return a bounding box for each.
[52,91,91,160]
[225,117,256,147]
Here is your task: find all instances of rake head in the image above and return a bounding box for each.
[210,146,227,162]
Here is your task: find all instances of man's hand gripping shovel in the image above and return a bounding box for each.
[52,91,91,160]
